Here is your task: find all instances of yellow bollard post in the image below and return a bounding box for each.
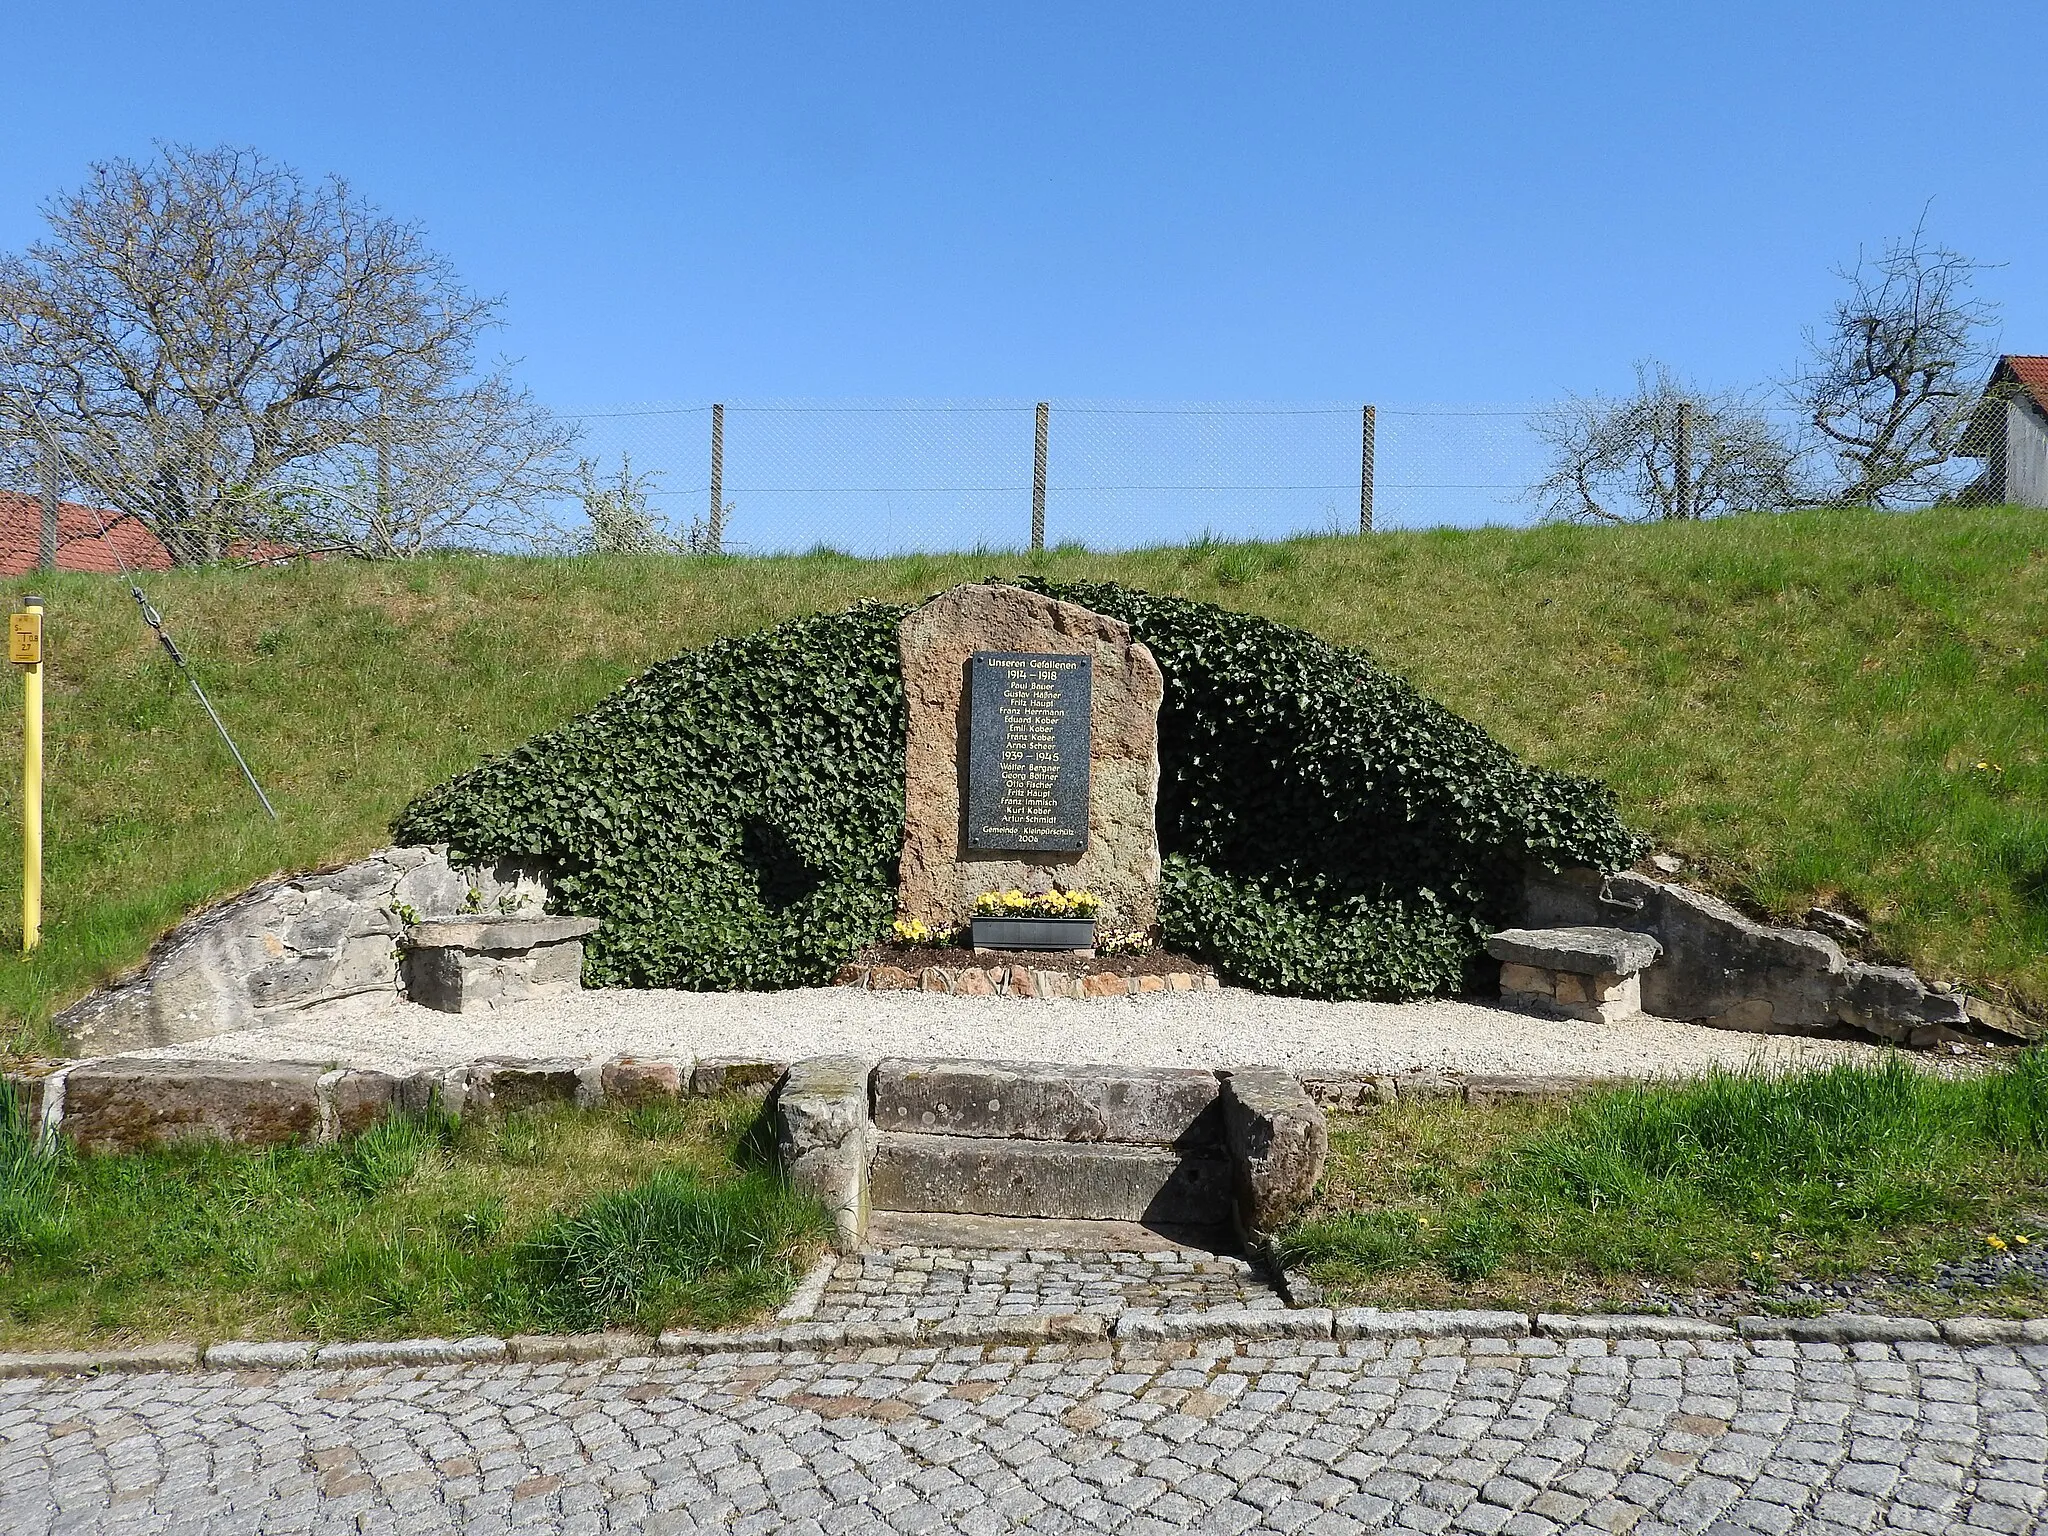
[12,596,43,954]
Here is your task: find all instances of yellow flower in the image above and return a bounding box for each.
[1986,1234,2008,1251]
[1750,1251,1765,1262]
[2014,1234,2031,1245]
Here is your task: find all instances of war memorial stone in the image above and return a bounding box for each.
[897,584,1164,932]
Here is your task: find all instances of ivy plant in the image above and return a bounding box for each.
[397,583,1641,998]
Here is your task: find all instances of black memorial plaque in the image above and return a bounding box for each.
[965,651,1091,852]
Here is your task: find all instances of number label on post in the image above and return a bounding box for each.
[9,613,40,666]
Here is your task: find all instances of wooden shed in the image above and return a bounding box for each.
[1959,355,2048,507]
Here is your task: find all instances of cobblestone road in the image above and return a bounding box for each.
[2,1334,2042,1535]
[810,1247,1283,1323]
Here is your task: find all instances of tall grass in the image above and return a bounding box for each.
[1287,1051,2048,1297]
[0,1079,67,1263]
[518,1169,832,1330]
[2,506,2044,1054]
[0,1097,828,1346]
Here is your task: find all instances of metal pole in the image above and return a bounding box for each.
[1674,401,1694,520]
[1031,402,1049,551]
[18,596,42,952]
[709,403,725,554]
[38,440,59,574]
[373,392,392,558]
[1359,404,1377,534]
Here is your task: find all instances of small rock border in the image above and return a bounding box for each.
[835,963,1220,999]
[3,1308,2040,1379]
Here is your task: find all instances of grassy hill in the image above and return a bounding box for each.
[1,506,2042,1057]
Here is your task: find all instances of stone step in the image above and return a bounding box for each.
[871,1059,1223,1146]
[861,1210,1236,1255]
[868,1130,1233,1223]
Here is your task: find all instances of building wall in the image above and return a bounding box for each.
[2003,399,2048,508]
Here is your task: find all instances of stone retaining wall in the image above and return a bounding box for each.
[3,1054,1656,1156]
[5,1052,754,1156]
[834,962,1219,999]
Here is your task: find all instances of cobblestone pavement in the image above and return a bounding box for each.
[810,1247,1285,1323]
[3,1335,2044,1535]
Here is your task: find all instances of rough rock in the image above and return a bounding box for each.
[55,847,554,1054]
[1806,906,1870,943]
[61,1060,324,1154]
[896,584,1164,933]
[1219,1068,1328,1238]
[775,1057,876,1253]
[1522,865,1970,1042]
[871,1059,1222,1145]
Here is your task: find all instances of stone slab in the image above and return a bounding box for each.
[897,584,1163,933]
[600,1056,687,1106]
[859,1210,1238,1255]
[868,1130,1231,1223]
[406,914,599,950]
[870,1058,1223,1145]
[61,1060,323,1154]
[1487,926,1662,976]
[467,1060,582,1115]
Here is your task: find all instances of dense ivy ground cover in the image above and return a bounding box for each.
[398,583,1639,997]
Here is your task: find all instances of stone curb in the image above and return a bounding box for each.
[13,1307,2035,1379]
[0,1342,199,1378]
[835,963,1220,1000]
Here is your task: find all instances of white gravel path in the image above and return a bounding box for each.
[124,985,1892,1080]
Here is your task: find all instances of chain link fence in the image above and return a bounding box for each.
[562,399,1555,556]
[5,392,2007,570]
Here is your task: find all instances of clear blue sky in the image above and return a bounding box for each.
[3,2,2042,409]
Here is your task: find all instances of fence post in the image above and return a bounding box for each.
[1674,400,1694,520]
[38,438,59,574]
[709,402,725,553]
[1031,402,1049,551]
[1359,404,1377,534]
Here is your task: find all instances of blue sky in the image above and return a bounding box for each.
[3,3,2042,412]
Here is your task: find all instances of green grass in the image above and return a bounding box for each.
[1285,1052,2048,1315]
[0,1086,831,1347]
[1,504,2044,1055]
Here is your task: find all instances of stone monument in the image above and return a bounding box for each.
[897,584,1163,933]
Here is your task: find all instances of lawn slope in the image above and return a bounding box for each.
[1,506,2042,1054]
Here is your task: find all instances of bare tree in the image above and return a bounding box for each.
[1790,217,1999,507]
[270,377,577,558]
[0,143,573,561]
[1531,362,1800,524]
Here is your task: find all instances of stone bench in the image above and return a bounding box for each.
[1487,926,1662,1025]
[402,915,600,1013]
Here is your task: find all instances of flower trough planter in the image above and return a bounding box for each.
[970,916,1097,953]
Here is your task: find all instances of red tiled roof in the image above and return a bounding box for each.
[0,492,171,576]
[0,492,309,575]
[2001,356,2048,418]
